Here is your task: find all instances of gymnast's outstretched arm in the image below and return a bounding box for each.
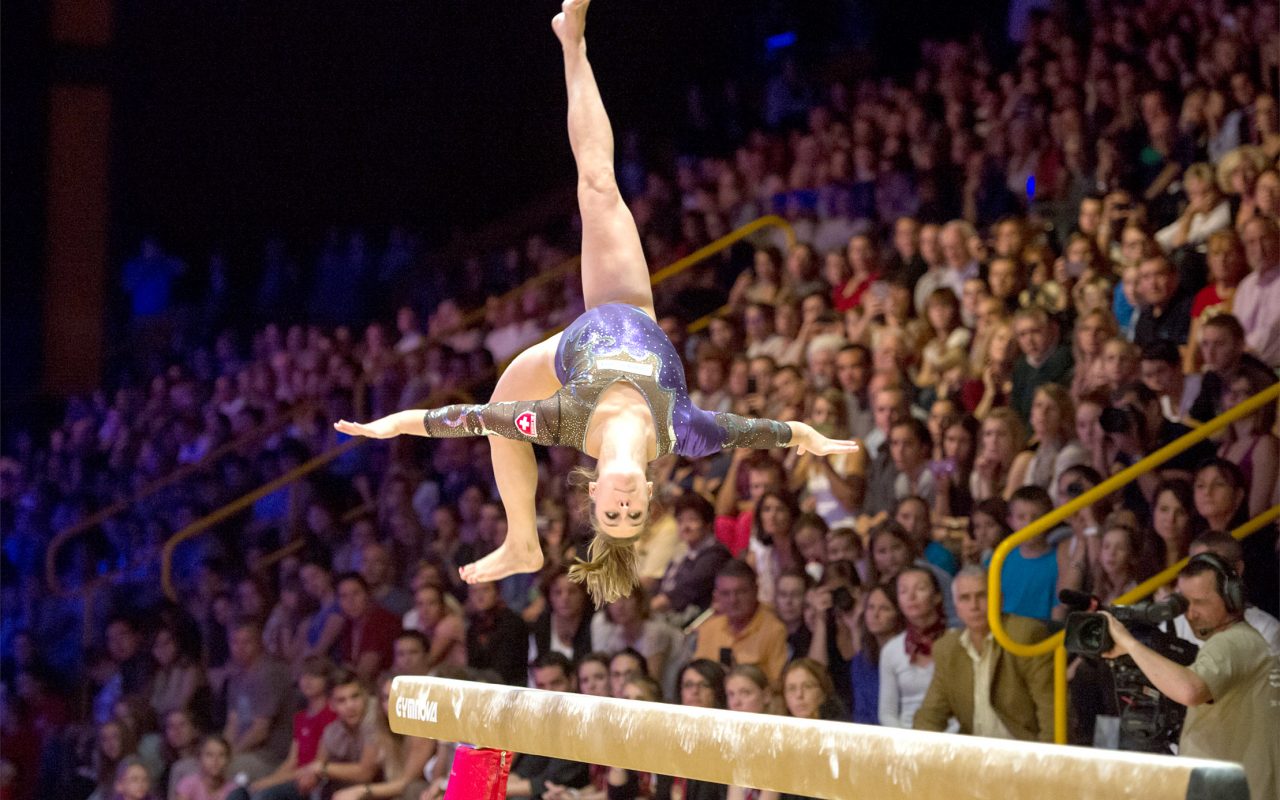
[334,397,562,447]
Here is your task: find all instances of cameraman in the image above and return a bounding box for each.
[1102,556,1280,798]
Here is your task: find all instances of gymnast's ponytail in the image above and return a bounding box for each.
[568,532,641,606]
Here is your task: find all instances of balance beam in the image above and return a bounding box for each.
[389,676,1247,800]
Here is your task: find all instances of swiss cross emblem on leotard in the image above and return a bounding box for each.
[515,411,537,437]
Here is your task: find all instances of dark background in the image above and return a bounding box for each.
[2,0,1005,410]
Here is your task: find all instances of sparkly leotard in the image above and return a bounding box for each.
[423,303,791,457]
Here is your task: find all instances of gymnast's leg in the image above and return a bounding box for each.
[554,0,657,321]
[459,333,563,584]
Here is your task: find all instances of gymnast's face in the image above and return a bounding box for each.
[589,468,654,538]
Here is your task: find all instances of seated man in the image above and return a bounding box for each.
[1133,254,1194,348]
[1186,314,1273,423]
[507,653,591,800]
[335,572,403,685]
[692,560,788,683]
[1010,307,1073,423]
[224,620,294,782]
[391,630,431,675]
[651,493,732,625]
[232,657,337,800]
[914,566,1055,741]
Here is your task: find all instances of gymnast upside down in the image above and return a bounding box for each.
[335,0,857,604]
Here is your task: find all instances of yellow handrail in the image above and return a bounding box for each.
[987,380,1280,744]
[163,215,795,600]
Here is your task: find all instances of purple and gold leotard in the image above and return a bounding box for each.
[423,303,791,457]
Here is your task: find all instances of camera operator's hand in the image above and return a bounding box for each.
[1099,611,1137,659]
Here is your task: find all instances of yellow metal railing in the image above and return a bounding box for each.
[988,381,1280,744]
[162,215,795,600]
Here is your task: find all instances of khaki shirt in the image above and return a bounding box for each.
[1181,622,1280,800]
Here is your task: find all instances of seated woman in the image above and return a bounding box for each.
[590,584,680,685]
[1008,385,1087,493]
[1216,367,1279,518]
[725,666,780,800]
[787,388,866,530]
[970,408,1026,503]
[847,583,904,725]
[335,0,855,606]
[878,568,946,729]
[1092,514,1148,605]
[1183,230,1247,374]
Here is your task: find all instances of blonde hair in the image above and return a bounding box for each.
[566,466,648,606]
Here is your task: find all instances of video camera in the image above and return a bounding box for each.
[1062,593,1189,656]
[1062,592,1199,753]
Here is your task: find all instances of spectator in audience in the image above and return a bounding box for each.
[1151,479,1198,577]
[971,409,1026,503]
[162,708,202,798]
[574,653,611,698]
[863,387,911,515]
[652,493,731,622]
[879,567,945,729]
[1069,309,1117,400]
[744,491,802,607]
[232,656,336,800]
[1133,255,1194,348]
[149,625,206,723]
[1185,231,1247,374]
[1094,516,1146,605]
[1215,367,1279,517]
[781,658,845,723]
[95,617,156,726]
[1138,341,1192,423]
[592,585,679,685]
[529,567,593,668]
[113,757,160,800]
[465,581,528,686]
[335,573,402,685]
[1173,532,1280,656]
[888,420,936,508]
[693,561,788,683]
[90,720,139,800]
[507,653,591,800]
[298,560,346,662]
[1155,163,1232,252]
[961,498,1010,569]
[1235,214,1280,364]
[1186,313,1272,423]
[359,543,413,618]
[404,584,467,672]
[222,620,292,783]
[607,649,648,699]
[847,583,903,726]
[999,487,1059,623]
[913,566,1054,741]
[173,735,234,800]
[788,388,865,528]
[391,631,430,675]
[1008,385,1085,493]
[1192,459,1279,618]
[1010,307,1073,423]
[714,454,784,557]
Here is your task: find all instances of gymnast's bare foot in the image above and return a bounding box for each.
[552,0,590,49]
[459,541,544,585]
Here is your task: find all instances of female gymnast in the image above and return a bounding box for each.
[335,0,857,604]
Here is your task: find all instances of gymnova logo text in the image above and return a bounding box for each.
[396,695,438,723]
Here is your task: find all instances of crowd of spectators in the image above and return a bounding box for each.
[3,0,1280,798]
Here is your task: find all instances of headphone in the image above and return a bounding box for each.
[1186,552,1245,616]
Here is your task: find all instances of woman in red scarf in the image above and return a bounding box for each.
[877,566,946,728]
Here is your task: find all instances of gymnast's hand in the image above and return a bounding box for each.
[334,409,428,439]
[788,421,860,456]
